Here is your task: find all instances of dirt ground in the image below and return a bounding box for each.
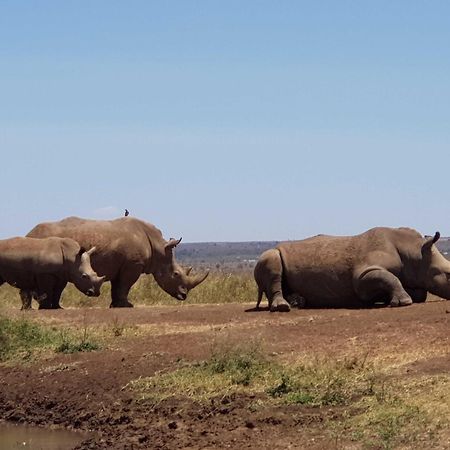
[0,300,449,449]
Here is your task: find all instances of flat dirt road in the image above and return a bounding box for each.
[0,301,449,449]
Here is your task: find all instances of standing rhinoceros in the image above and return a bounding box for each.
[22,216,209,308]
[254,227,450,312]
[0,236,105,309]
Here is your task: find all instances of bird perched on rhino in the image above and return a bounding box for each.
[124,209,129,217]
[22,216,209,308]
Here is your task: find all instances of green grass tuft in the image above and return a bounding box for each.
[131,340,274,403]
[55,340,99,354]
[0,315,100,362]
[267,354,375,407]
[0,315,61,362]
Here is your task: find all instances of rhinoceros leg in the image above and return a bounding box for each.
[20,290,33,310]
[37,290,54,309]
[110,266,141,308]
[406,288,427,303]
[20,280,64,310]
[32,275,57,309]
[355,268,413,307]
[254,249,290,312]
[47,280,67,309]
[110,280,135,308]
[269,290,291,312]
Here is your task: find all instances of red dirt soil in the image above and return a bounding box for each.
[0,301,449,449]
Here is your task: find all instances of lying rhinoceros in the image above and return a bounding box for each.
[0,236,105,309]
[23,216,209,308]
[254,227,450,312]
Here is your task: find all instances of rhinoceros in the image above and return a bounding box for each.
[254,227,450,312]
[0,236,105,309]
[23,216,209,308]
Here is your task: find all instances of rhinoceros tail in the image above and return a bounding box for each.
[256,286,264,309]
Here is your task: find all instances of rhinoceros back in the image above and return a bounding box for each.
[27,217,161,280]
[277,234,361,306]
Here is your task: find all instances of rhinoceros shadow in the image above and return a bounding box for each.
[244,301,390,313]
[245,306,271,312]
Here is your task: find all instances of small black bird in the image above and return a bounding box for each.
[124,209,129,217]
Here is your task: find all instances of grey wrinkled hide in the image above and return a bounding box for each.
[23,217,208,308]
[0,236,104,310]
[254,227,450,312]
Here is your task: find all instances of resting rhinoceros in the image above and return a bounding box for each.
[23,216,209,308]
[0,236,105,309]
[254,227,450,312]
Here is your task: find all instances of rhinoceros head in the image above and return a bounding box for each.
[421,232,450,299]
[153,238,209,300]
[71,246,106,297]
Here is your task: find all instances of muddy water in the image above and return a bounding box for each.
[0,423,87,449]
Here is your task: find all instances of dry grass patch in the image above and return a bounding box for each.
[131,340,272,404]
[131,342,379,408]
[0,272,257,310]
[267,353,377,407]
[131,343,449,449]
[335,373,450,449]
[364,345,450,379]
[64,272,256,308]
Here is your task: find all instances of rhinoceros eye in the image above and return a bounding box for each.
[81,273,88,279]
[174,271,180,278]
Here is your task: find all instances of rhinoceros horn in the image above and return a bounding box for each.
[86,246,97,256]
[78,246,97,258]
[187,270,209,289]
[422,231,440,251]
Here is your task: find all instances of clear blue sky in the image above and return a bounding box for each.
[1,1,449,242]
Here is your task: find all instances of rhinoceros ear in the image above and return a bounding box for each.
[165,238,182,252]
[422,231,440,251]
